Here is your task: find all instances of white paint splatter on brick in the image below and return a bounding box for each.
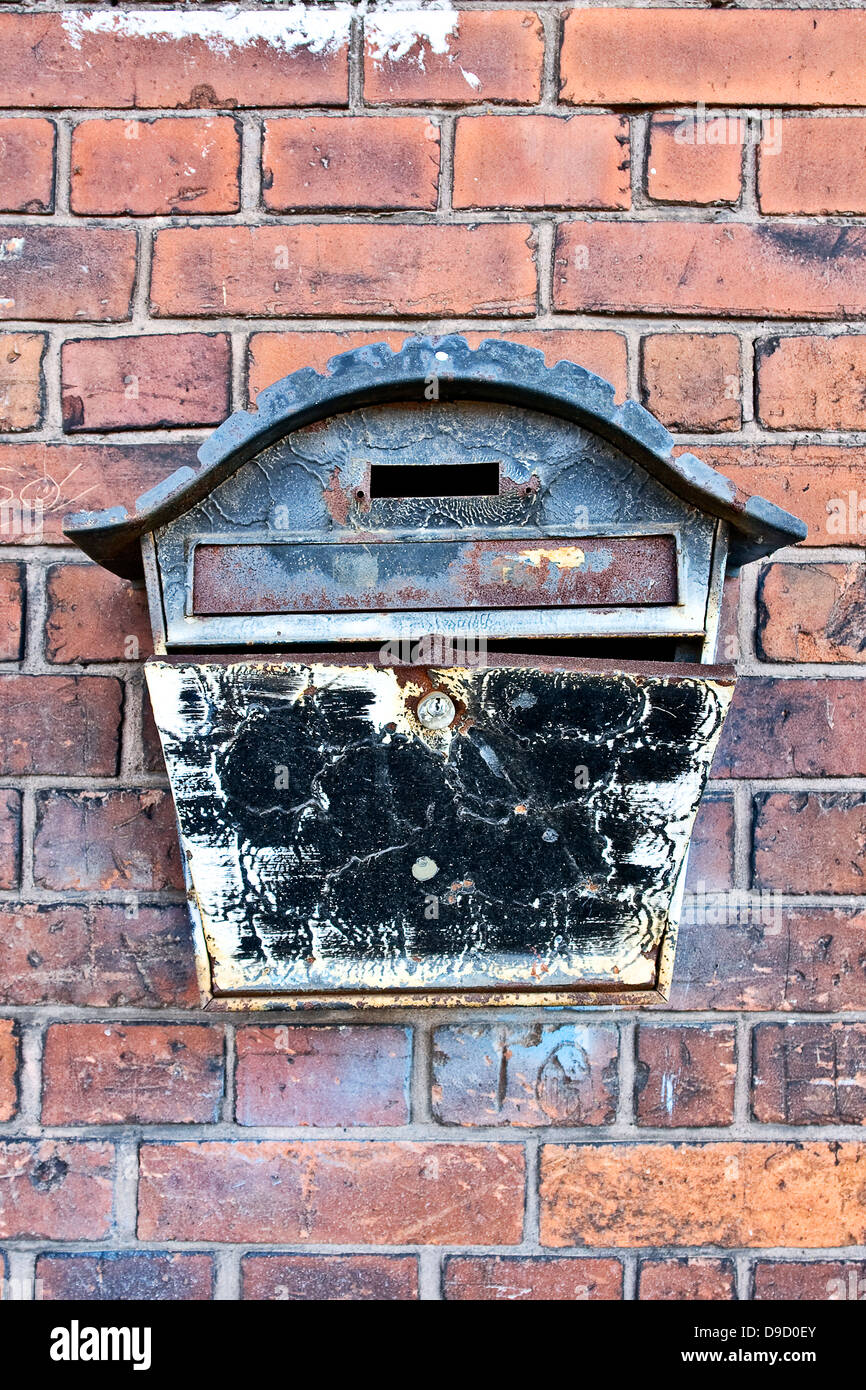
[60,5,352,57]
[364,0,460,70]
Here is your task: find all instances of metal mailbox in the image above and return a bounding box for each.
[65,337,806,1009]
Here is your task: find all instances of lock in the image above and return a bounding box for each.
[65,337,806,1009]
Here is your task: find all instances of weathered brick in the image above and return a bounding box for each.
[248,328,628,404]
[263,116,439,211]
[71,117,240,215]
[0,333,45,431]
[670,905,866,1013]
[714,679,866,779]
[0,442,200,547]
[235,1026,410,1128]
[432,1023,618,1127]
[561,10,866,106]
[61,334,231,432]
[756,335,866,431]
[694,446,864,548]
[0,675,122,776]
[640,334,741,431]
[0,1141,113,1240]
[0,790,20,892]
[453,114,629,210]
[0,118,55,213]
[554,222,866,319]
[0,227,135,322]
[45,565,152,664]
[42,1024,224,1125]
[753,1261,866,1301]
[685,791,734,892]
[444,1256,622,1301]
[36,1252,214,1302]
[0,904,197,1008]
[242,1254,418,1301]
[540,1142,866,1247]
[636,1025,736,1128]
[717,573,740,666]
[0,1020,18,1122]
[139,688,167,776]
[0,563,23,660]
[753,1023,866,1125]
[754,793,866,896]
[0,12,349,109]
[647,113,742,205]
[33,791,184,893]
[139,1142,525,1244]
[758,564,866,663]
[151,224,536,318]
[759,117,866,215]
[638,1258,735,1301]
[364,9,543,105]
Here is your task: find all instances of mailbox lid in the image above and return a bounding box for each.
[146,653,734,1003]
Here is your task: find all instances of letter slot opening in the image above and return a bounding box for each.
[369,461,501,498]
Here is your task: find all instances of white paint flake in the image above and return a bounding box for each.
[60,5,352,57]
[363,0,459,71]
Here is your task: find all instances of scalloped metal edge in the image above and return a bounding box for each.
[63,334,806,579]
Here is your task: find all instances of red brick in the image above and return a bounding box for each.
[753,1023,866,1125]
[364,9,543,105]
[0,118,55,213]
[753,1261,866,1301]
[684,791,734,892]
[432,1023,618,1127]
[0,442,199,547]
[61,334,231,433]
[554,222,866,319]
[0,334,45,432]
[242,1255,418,1301]
[714,679,866,779]
[248,329,628,404]
[139,1141,524,1244]
[717,573,740,666]
[71,117,239,216]
[759,117,866,215]
[453,115,629,211]
[43,1024,224,1126]
[756,335,866,431]
[0,1020,18,1122]
[151,224,536,318]
[561,10,866,106]
[444,1256,622,1302]
[0,790,20,892]
[0,563,23,660]
[263,116,439,211]
[0,227,135,322]
[540,1142,866,1248]
[671,905,866,1013]
[647,113,742,205]
[34,791,183,893]
[45,565,152,664]
[758,564,866,662]
[754,793,866,896]
[635,1025,736,1128]
[235,1026,409,1128]
[139,688,166,776]
[638,1258,736,1301]
[0,903,197,1008]
[0,1141,113,1240]
[36,1252,214,1302]
[693,446,864,548]
[641,334,741,431]
[0,675,121,776]
[0,12,349,109]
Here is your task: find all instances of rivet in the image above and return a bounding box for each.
[412,856,439,881]
[417,691,456,730]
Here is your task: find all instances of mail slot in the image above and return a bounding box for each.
[64,336,806,1009]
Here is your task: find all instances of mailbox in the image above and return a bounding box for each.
[65,337,805,1009]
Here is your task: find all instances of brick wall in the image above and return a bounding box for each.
[1,3,865,1302]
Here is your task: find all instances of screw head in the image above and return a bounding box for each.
[417,690,456,730]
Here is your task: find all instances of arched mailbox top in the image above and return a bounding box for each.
[64,335,806,580]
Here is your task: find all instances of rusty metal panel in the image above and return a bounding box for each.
[146,655,733,1004]
[191,534,678,616]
